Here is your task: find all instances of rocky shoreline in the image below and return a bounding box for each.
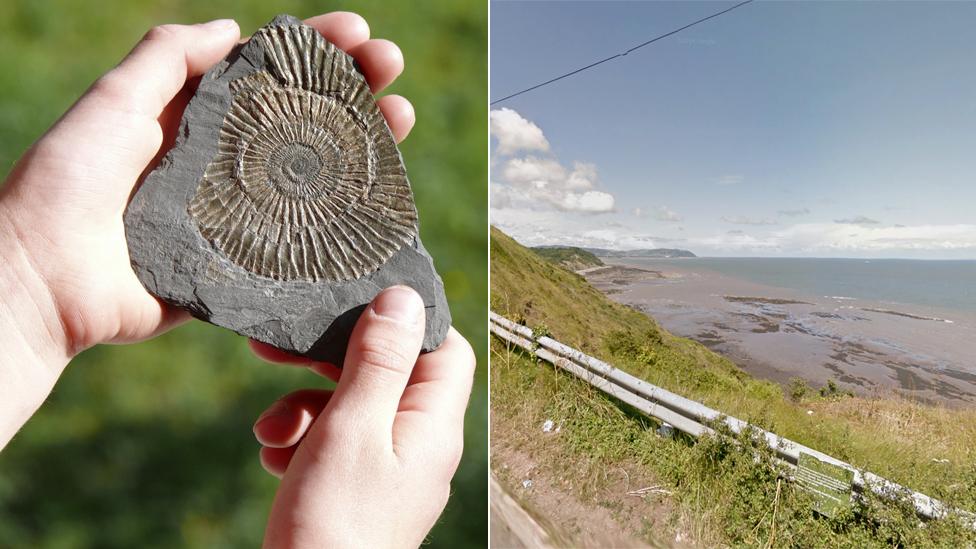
[584,259,976,408]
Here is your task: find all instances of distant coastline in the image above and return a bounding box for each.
[583,247,696,259]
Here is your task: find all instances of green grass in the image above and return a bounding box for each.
[0,2,486,548]
[529,246,603,271]
[491,226,976,546]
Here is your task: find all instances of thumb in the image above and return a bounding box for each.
[87,19,241,118]
[326,286,426,430]
[23,19,242,209]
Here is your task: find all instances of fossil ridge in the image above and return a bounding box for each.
[124,14,450,364]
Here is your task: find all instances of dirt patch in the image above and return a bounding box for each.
[490,474,556,549]
[491,442,688,548]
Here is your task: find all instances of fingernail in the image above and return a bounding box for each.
[371,286,423,325]
[202,18,237,31]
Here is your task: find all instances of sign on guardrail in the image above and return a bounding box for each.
[797,452,854,518]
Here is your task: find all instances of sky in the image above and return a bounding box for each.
[489,1,976,259]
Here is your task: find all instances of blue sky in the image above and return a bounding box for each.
[489,1,976,258]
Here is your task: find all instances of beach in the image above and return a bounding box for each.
[583,259,976,407]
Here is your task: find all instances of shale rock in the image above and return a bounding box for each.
[124,14,450,364]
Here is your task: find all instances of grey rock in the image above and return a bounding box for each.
[123,14,450,365]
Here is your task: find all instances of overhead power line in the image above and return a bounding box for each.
[490,0,755,105]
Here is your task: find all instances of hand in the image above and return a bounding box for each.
[0,12,415,448]
[250,286,476,549]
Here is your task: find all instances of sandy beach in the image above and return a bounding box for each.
[584,259,976,408]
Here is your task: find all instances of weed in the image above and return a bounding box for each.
[819,379,855,400]
[788,377,810,402]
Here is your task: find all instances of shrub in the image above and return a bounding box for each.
[789,377,810,402]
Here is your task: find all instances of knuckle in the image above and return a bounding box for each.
[352,335,413,376]
[87,71,147,116]
[143,24,181,43]
[315,409,353,439]
[90,71,129,103]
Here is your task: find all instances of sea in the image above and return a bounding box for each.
[617,257,976,314]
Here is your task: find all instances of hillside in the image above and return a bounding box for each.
[530,246,603,271]
[584,246,697,258]
[490,226,976,547]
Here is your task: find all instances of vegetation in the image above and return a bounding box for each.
[0,3,487,548]
[584,246,697,258]
[819,379,855,400]
[530,246,604,271]
[491,226,976,547]
[787,377,810,402]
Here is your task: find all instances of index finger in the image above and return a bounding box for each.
[248,339,341,383]
[303,12,371,51]
[303,13,412,139]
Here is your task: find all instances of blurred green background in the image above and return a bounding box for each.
[0,1,486,547]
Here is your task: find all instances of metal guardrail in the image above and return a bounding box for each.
[489,311,975,528]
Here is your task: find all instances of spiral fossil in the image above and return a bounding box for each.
[188,24,418,282]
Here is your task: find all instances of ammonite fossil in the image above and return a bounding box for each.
[189,24,418,282]
[123,15,450,364]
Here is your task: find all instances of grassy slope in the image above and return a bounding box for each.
[491,226,976,547]
[530,246,604,271]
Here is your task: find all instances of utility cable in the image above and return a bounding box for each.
[490,0,754,105]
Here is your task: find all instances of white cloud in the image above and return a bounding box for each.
[566,162,598,190]
[489,108,550,155]
[492,202,976,258]
[778,208,810,217]
[688,222,976,258]
[655,206,683,222]
[495,156,613,213]
[490,209,681,250]
[560,191,616,213]
[691,231,779,252]
[633,207,643,217]
[501,156,566,184]
[490,180,517,210]
[778,223,976,253]
[491,110,615,214]
[721,215,777,226]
